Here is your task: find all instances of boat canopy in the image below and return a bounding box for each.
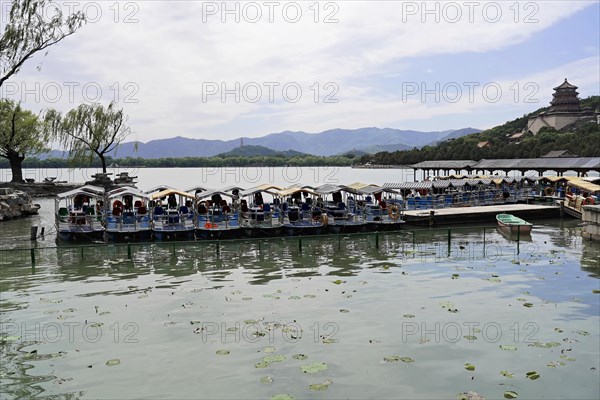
[144,185,177,194]
[564,177,600,193]
[56,185,105,199]
[240,185,282,197]
[196,189,236,201]
[314,184,342,195]
[107,186,149,200]
[356,185,397,195]
[149,188,196,200]
[186,185,210,194]
[278,187,319,198]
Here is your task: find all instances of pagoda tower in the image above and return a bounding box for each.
[549,78,580,112]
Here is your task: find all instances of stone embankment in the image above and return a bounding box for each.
[0,187,41,220]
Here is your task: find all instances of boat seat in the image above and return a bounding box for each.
[112,207,122,216]
[179,206,189,214]
[263,203,271,212]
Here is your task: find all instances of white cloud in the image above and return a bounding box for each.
[2,0,596,141]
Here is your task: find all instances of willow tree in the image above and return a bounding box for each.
[48,102,131,173]
[0,99,47,182]
[1,0,86,87]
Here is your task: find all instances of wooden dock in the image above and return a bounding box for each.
[403,204,560,226]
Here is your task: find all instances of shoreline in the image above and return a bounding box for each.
[0,182,83,198]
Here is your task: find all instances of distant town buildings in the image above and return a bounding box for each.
[526,79,600,135]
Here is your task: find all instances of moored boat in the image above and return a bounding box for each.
[496,213,532,234]
[315,184,366,234]
[239,185,283,237]
[55,185,105,242]
[277,187,324,236]
[105,186,151,241]
[195,189,241,239]
[148,188,197,240]
[356,185,405,231]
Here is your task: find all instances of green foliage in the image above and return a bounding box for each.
[360,96,600,165]
[0,98,47,181]
[1,0,86,87]
[46,102,131,173]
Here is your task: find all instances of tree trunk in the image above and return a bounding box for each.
[8,152,25,183]
[99,153,107,173]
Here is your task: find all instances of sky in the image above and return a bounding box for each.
[1,0,599,144]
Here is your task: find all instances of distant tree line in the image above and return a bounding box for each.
[0,154,356,169]
[359,96,600,165]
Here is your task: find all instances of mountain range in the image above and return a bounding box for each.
[42,127,480,159]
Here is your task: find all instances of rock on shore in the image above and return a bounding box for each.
[0,187,41,220]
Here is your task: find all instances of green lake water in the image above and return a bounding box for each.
[1,213,599,399]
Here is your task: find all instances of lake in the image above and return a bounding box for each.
[1,168,599,399]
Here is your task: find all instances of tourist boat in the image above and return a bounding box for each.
[105,186,151,241]
[496,213,532,234]
[148,188,197,240]
[277,187,324,236]
[239,185,283,237]
[315,184,366,234]
[195,189,241,239]
[356,185,405,230]
[55,185,105,241]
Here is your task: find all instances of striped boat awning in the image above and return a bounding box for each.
[384,182,433,190]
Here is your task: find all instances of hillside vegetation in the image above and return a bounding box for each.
[359,96,600,165]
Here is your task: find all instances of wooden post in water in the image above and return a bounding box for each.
[412,230,416,248]
[447,228,451,255]
[30,248,35,267]
[483,227,486,258]
[30,226,38,241]
[81,246,84,261]
[375,232,379,249]
[299,237,302,253]
[127,243,132,259]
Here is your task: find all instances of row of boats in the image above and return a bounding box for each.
[54,182,405,242]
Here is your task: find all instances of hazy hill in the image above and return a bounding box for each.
[39,127,480,159]
[217,145,306,158]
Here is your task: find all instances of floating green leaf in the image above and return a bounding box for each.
[263,347,276,354]
[332,280,344,285]
[499,345,517,351]
[0,336,20,343]
[593,290,600,294]
[254,361,269,368]
[464,335,477,341]
[384,356,400,362]
[486,277,502,283]
[301,362,328,374]
[400,357,415,363]
[452,274,460,279]
[403,314,415,318]
[289,296,301,300]
[105,359,120,366]
[554,328,563,333]
[523,303,533,308]
[244,319,258,324]
[504,391,518,399]
[271,395,295,400]
[263,354,285,363]
[500,370,515,378]
[464,363,475,371]
[242,297,252,301]
[216,349,230,355]
[322,338,338,344]
[525,371,540,380]
[260,375,273,384]
[309,383,329,391]
[303,294,316,298]
[340,309,350,313]
[575,330,590,336]
[292,354,308,360]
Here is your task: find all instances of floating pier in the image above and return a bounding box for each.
[403,204,560,226]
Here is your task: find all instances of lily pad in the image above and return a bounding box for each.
[463,335,477,341]
[464,363,475,371]
[500,370,515,378]
[400,357,415,363]
[525,371,540,380]
[451,274,460,279]
[292,354,308,360]
[260,375,273,384]
[271,395,295,400]
[504,391,518,399]
[523,303,533,308]
[289,296,301,300]
[309,383,329,391]
[0,336,20,343]
[575,330,590,336]
[403,314,415,318]
[383,356,400,362]
[340,309,350,313]
[263,347,276,353]
[105,359,120,366]
[254,361,270,368]
[593,290,600,294]
[301,362,328,374]
[263,354,285,363]
[303,294,316,298]
[216,349,230,355]
[332,280,344,285]
[554,328,564,333]
[322,338,338,344]
[486,277,502,283]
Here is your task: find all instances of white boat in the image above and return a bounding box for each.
[496,213,532,234]
[55,185,105,242]
[148,188,196,240]
[105,186,151,241]
[195,189,241,239]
